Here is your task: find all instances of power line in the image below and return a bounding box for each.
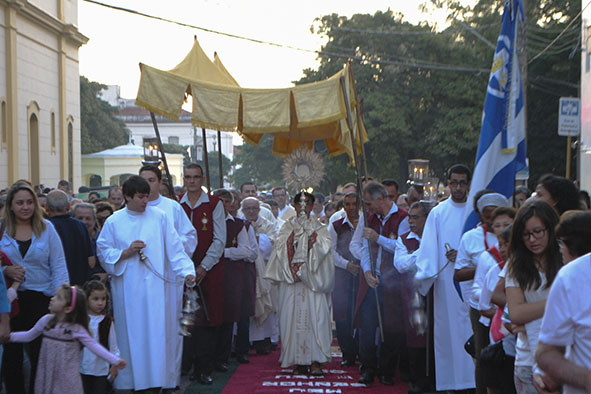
[528,1,591,64]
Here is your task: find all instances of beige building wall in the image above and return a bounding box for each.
[0,0,87,190]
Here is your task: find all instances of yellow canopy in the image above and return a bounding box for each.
[135,38,367,158]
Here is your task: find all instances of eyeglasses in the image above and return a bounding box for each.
[448,180,468,187]
[522,228,547,241]
[242,207,259,211]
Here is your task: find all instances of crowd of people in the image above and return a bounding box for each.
[0,164,590,394]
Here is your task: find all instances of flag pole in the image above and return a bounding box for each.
[339,74,384,342]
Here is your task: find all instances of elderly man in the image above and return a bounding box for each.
[47,190,94,286]
[108,186,124,211]
[394,200,436,394]
[350,182,409,386]
[241,197,276,355]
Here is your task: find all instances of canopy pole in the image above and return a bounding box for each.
[347,64,370,179]
[201,128,211,192]
[149,112,176,202]
[217,130,223,188]
[339,76,384,343]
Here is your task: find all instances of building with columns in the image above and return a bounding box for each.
[0,0,87,190]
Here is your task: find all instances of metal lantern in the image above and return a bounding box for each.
[407,159,430,185]
[143,137,161,166]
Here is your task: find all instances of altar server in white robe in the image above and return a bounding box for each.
[414,164,475,391]
[140,165,197,392]
[97,175,196,392]
[264,192,334,376]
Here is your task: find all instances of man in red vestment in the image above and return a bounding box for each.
[179,163,226,385]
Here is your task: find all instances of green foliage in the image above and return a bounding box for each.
[80,76,129,154]
[229,136,284,189]
[196,151,232,190]
[295,1,580,188]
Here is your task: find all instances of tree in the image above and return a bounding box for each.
[196,151,232,190]
[80,76,129,154]
[229,135,284,190]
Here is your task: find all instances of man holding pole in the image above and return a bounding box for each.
[179,163,226,385]
[350,181,408,386]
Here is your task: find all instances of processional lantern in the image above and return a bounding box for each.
[407,159,429,186]
[142,137,161,166]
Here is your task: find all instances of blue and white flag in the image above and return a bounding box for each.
[463,0,527,232]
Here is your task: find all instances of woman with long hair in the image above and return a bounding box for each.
[505,199,562,394]
[0,181,69,393]
[535,174,580,215]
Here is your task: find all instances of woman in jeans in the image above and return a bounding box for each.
[0,181,68,393]
[505,199,561,394]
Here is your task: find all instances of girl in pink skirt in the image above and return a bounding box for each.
[6,284,126,394]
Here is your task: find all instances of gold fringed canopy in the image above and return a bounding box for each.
[135,37,368,158]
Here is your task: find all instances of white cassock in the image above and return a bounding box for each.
[249,232,275,341]
[97,207,195,391]
[414,198,475,391]
[264,216,334,368]
[147,195,197,389]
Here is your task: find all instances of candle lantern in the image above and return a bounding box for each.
[407,159,430,185]
[143,137,161,166]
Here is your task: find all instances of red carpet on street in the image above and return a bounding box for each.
[222,345,409,394]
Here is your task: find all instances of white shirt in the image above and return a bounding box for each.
[506,271,549,367]
[180,192,226,272]
[278,204,296,220]
[148,195,197,256]
[393,232,421,273]
[350,203,409,275]
[472,251,499,314]
[329,208,346,225]
[478,263,501,327]
[538,254,591,394]
[80,315,120,376]
[455,226,498,310]
[328,215,355,270]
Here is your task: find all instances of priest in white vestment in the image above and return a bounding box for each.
[414,165,475,391]
[97,176,196,392]
[264,192,334,376]
[140,165,198,391]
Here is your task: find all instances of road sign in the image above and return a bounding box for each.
[558,97,580,137]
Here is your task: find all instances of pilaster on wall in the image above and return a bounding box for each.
[5,4,19,184]
[58,36,67,180]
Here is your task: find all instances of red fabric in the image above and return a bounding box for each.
[0,251,19,317]
[354,208,407,332]
[181,193,225,327]
[222,343,409,393]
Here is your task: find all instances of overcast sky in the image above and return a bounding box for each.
[78,0,475,99]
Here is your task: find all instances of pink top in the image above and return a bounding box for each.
[10,314,122,366]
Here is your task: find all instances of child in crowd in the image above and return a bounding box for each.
[6,284,125,394]
[81,280,120,394]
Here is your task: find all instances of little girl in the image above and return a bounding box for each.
[8,283,126,394]
[80,280,120,394]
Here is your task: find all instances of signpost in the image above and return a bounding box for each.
[558,97,580,179]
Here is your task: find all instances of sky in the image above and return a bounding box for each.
[78,0,473,99]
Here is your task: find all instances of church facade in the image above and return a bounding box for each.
[0,0,87,190]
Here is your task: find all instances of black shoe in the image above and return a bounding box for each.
[378,375,394,386]
[193,373,213,385]
[358,371,374,384]
[236,354,250,364]
[340,359,355,367]
[214,362,229,372]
